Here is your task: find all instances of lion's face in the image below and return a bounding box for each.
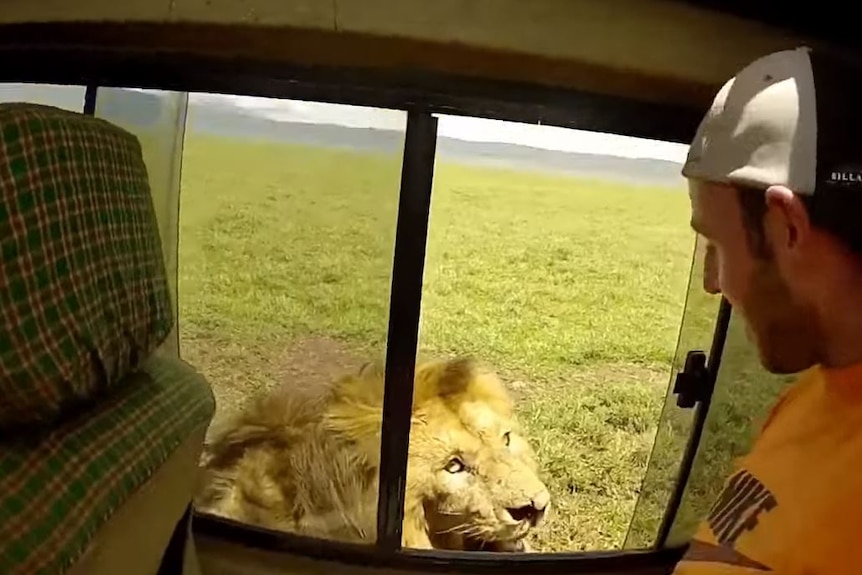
[404,360,550,551]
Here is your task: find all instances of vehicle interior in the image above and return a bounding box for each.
[0,2,858,575]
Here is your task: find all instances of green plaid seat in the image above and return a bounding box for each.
[0,103,216,574]
[0,103,174,429]
[0,351,215,575]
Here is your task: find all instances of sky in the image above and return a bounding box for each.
[189,93,690,164]
[0,84,689,163]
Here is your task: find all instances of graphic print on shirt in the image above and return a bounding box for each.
[683,468,777,570]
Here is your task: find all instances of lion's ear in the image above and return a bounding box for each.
[412,357,477,403]
[332,360,386,409]
[358,359,384,380]
[438,358,478,396]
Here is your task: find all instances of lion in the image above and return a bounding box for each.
[195,357,551,551]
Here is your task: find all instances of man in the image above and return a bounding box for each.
[674,46,862,573]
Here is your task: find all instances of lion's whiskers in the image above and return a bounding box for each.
[436,522,472,535]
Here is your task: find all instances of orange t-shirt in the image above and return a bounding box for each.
[673,363,862,574]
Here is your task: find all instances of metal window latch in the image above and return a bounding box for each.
[673,350,708,408]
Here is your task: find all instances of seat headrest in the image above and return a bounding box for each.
[0,103,174,430]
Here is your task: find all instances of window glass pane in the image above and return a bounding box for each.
[410,114,694,552]
[666,310,794,545]
[624,235,722,549]
[94,88,189,355]
[0,82,85,111]
[180,93,406,544]
[0,84,186,354]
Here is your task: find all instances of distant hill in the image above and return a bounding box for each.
[0,85,685,188]
[186,102,685,188]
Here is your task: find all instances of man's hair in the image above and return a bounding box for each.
[735,186,772,258]
[735,185,862,258]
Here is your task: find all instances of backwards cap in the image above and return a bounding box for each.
[683,46,862,197]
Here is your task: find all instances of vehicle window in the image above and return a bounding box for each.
[177,93,406,543]
[1,82,724,555]
[665,309,794,545]
[411,114,695,552]
[92,87,189,354]
[0,84,189,353]
[624,234,722,549]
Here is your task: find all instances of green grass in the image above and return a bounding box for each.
[177,135,791,553]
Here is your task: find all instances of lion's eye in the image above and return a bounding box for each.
[503,431,511,447]
[445,458,466,473]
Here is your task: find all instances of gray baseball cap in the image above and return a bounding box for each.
[682,46,862,198]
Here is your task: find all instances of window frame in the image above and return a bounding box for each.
[1,24,732,572]
[654,298,733,547]
[622,236,730,550]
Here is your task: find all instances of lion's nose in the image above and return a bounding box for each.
[532,490,550,514]
[507,491,550,526]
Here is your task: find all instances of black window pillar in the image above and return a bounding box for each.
[375,109,439,551]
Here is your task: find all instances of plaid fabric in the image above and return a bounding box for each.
[0,351,215,575]
[0,103,173,429]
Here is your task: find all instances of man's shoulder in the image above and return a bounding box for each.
[756,366,822,436]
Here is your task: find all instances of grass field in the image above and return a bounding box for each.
[176,134,792,553]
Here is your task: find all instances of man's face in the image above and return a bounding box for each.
[689,179,820,374]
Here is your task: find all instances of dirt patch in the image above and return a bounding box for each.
[278,337,375,383]
[272,336,372,394]
[182,334,370,428]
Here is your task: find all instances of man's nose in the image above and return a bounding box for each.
[703,269,721,295]
[702,245,721,295]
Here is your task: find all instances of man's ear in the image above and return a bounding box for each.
[765,185,811,252]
